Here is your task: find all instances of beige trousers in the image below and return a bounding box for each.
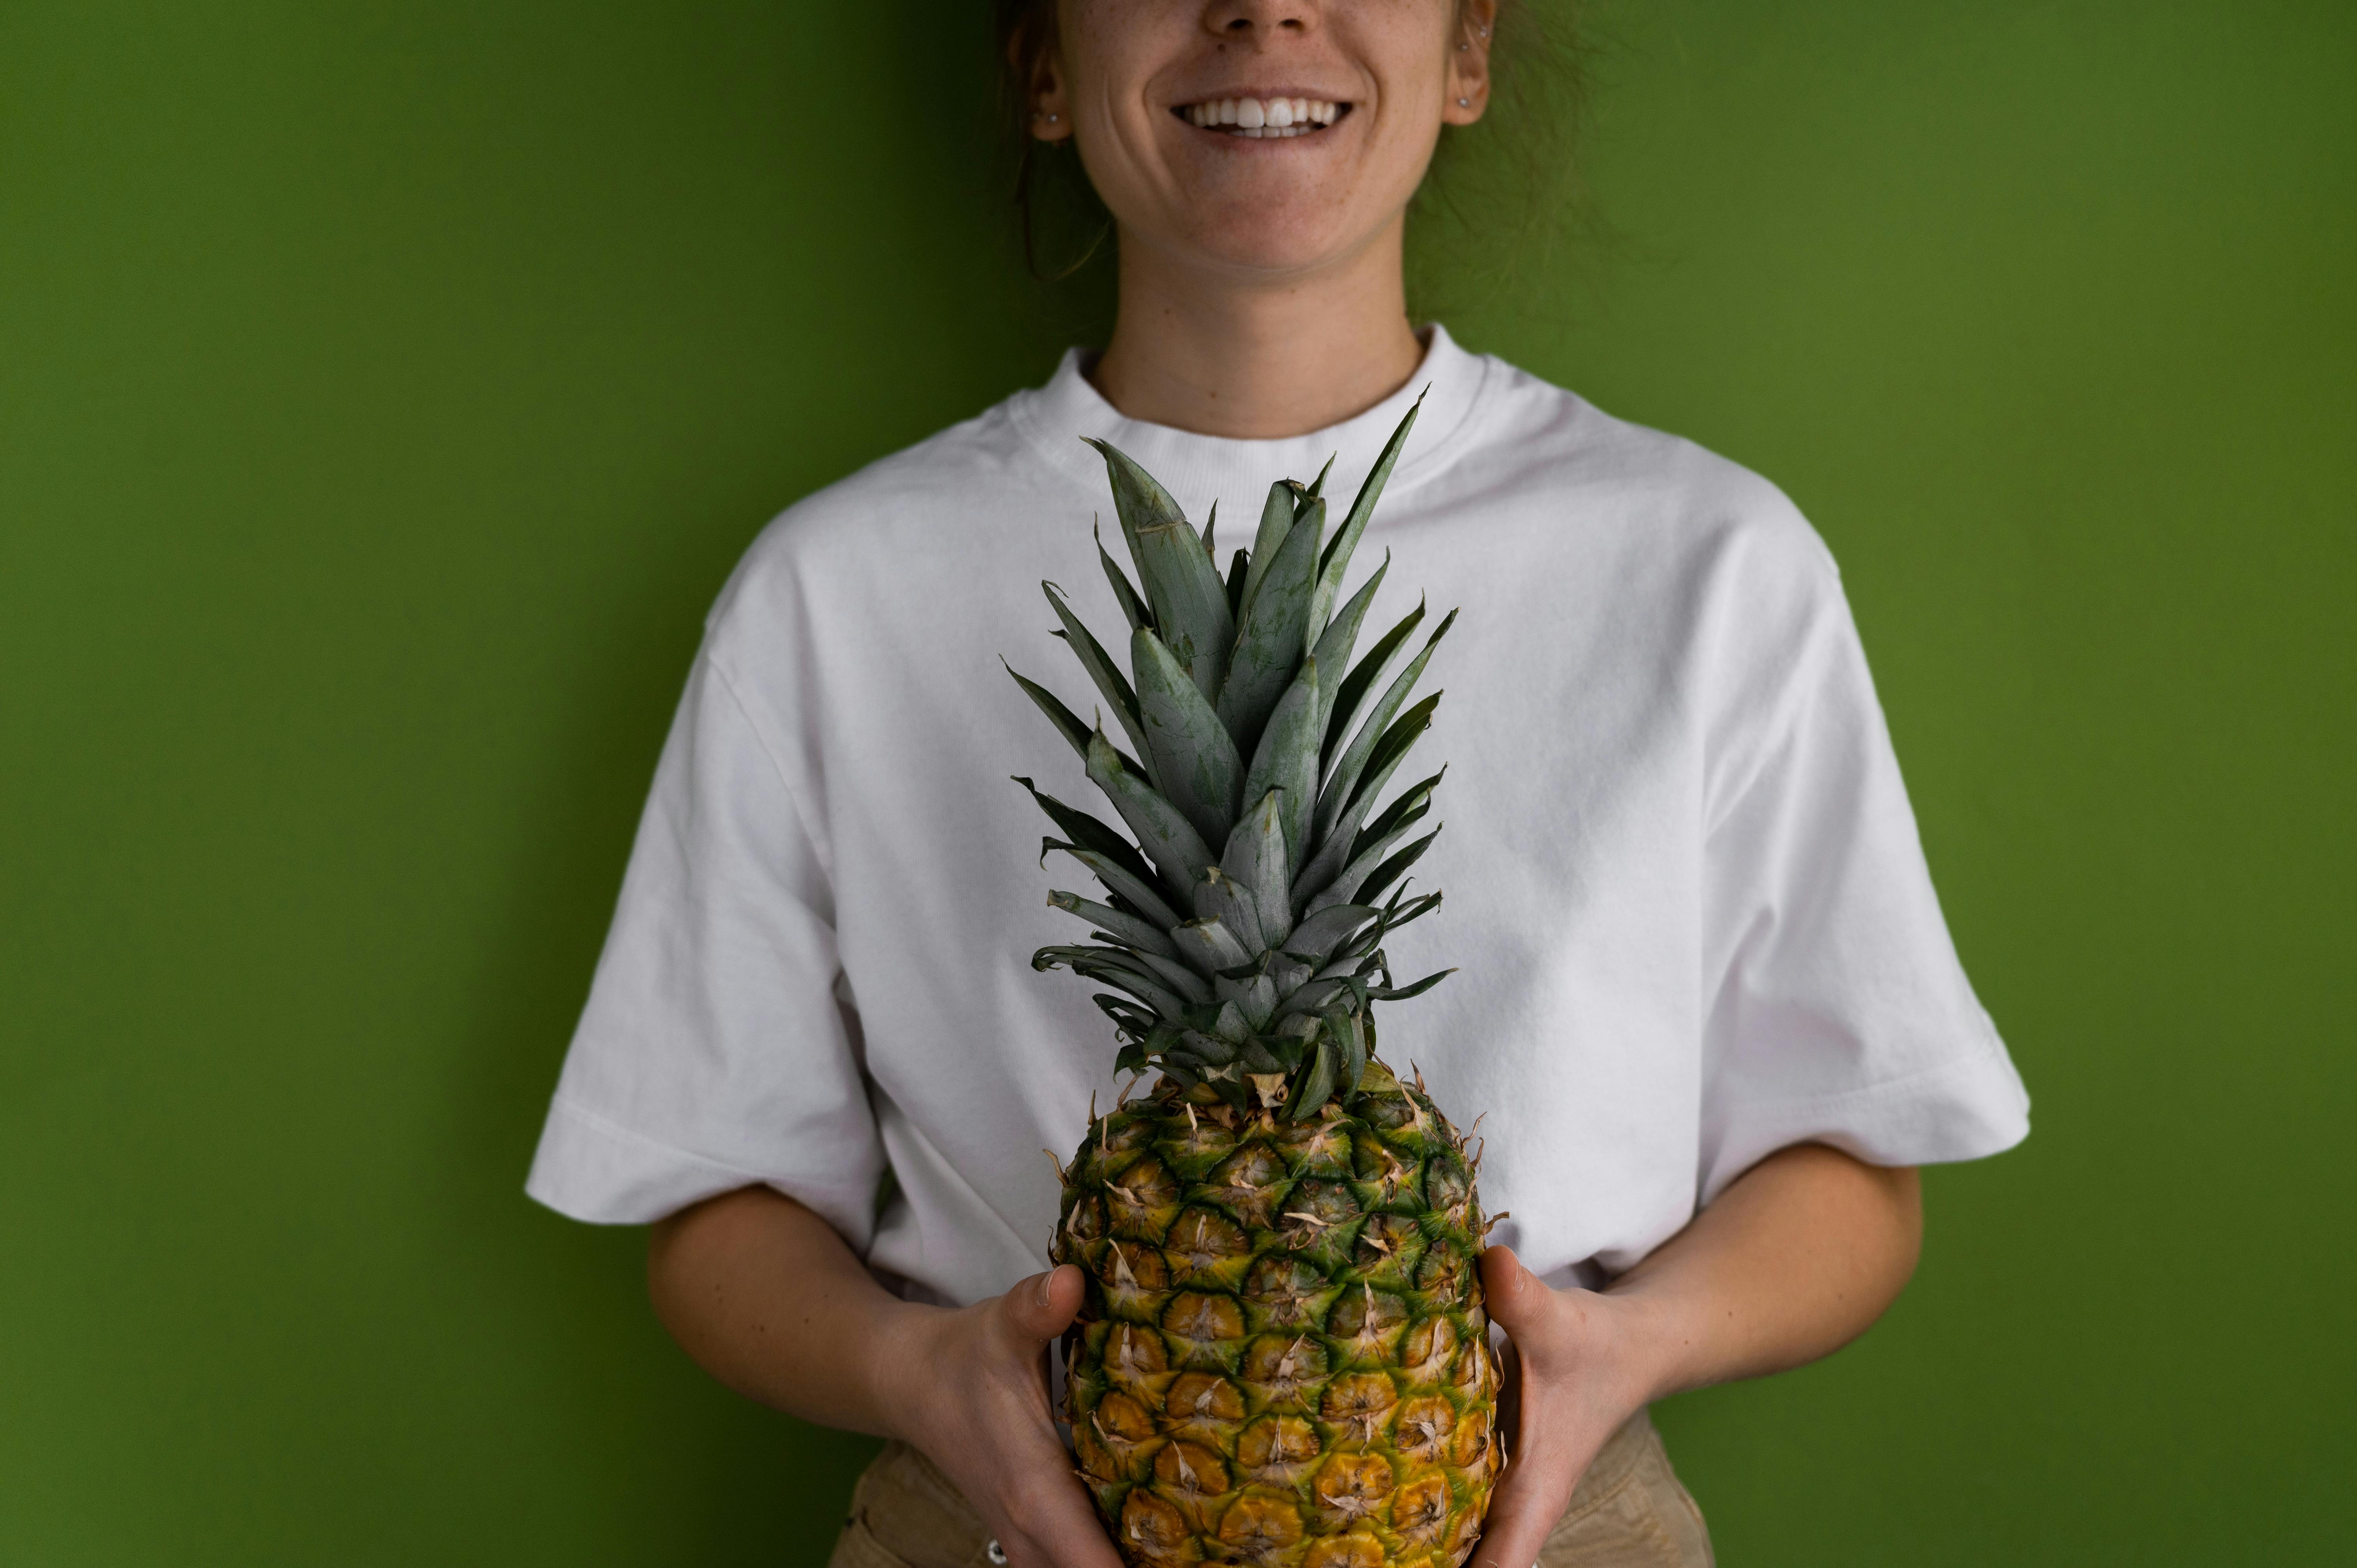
[827,1410,1712,1568]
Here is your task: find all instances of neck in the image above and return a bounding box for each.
[1088,216,1426,439]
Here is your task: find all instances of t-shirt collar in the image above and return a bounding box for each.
[1011,323,1490,524]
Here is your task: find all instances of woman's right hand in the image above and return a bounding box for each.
[873,1263,1124,1568]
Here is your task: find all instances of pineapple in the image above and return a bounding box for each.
[1007,402,1503,1568]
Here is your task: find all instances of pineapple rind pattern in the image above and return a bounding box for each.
[1054,1063,1500,1568]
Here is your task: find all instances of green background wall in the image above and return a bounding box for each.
[4,2,2349,1562]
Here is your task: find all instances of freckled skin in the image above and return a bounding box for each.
[1019,0,1496,438]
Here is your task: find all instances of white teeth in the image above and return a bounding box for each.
[1184,97,1343,136]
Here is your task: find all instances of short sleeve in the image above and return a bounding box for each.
[1696,574,2029,1203]
[523,651,885,1243]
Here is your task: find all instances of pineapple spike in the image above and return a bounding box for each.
[1220,789,1293,949]
[1004,659,1091,759]
[1048,842,1183,931]
[1240,656,1322,860]
[1235,479,1298,625]
[1133,948,1218,1005]
[1317,610,1455,842]
[1216,495,1323,752]
[1193,867,1267,953]
[1295,698,1439,904]
[1014,777,1161,889]
[1094,519,1153,634]
[1170,916,1253,977]
[1369,966,1456,1002]
[1306,550,1389,745]
[1042,582,1159,785]
[1281,903,1378,964]
[1311,392,1424,633]
[1131,626,1244,848]
[1323,596,1426,771]
[1048,888,1179,959]
[1353,768,1444,860]
[1358,837,1442,909]
[1032,943,1192,1002]
[1082,436,1234,700]
[1085,726,1215,893]
[1292,1032,1337,1117]
[1223,547,1249,620]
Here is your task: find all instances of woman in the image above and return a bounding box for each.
[525,4,2030,1565]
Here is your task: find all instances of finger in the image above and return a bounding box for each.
[998,1263,1086,1346]
[1472,1446,1577,1568]
[1472,1365,1584,1568]
[1480,1244,1544,1335]
[1482,1245,1574,1379]
[994,1443,1124,1568]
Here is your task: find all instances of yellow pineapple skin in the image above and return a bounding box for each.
[1051,1061,1501,1568]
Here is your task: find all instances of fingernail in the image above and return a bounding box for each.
[1036,1272,1054,1310]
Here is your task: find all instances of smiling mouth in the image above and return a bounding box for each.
[1175,97,1349,139]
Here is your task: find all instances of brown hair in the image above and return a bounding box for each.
[991,1,1590,293]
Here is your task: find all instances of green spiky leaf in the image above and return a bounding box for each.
[1306,550,1386,744]
[1235,480,1298,626]
[1216,496,1323,756]
[1095,523,1152,634]
[1084,438,1233,699]
[1085,727,1214,894]
[1048,889,1178,959]
[1131,627,1244,849]
[1240,656,1320,861]
[1310,395,1420,632]
[1171,917,1253,977]
[1323,599,1425,770]
[1220,789,1292,949]
[1193,865,1267,952]
[1045,841,1182,931]
[1042,581,1156,784]
[1316,612,1452,842]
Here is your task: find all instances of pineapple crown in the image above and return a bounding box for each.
[1007,399,1456,1122]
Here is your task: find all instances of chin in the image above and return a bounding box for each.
[1165,193,1369,277]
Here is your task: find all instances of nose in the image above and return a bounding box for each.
[1201,1,1316,39]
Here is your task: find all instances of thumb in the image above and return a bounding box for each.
[1000,1263,1086,1344]
[1481,1244,1548,1337]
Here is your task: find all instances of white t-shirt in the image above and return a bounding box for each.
[525,325,2029,1304]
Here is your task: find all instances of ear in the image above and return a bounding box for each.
[1444,0,1497,126]
[1016,22,1074,143]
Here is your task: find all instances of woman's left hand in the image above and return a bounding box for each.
[1470,1245,1661,1568]
[1465,1145,1926,1567]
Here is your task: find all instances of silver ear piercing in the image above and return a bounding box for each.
[1458,97,1471,107]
